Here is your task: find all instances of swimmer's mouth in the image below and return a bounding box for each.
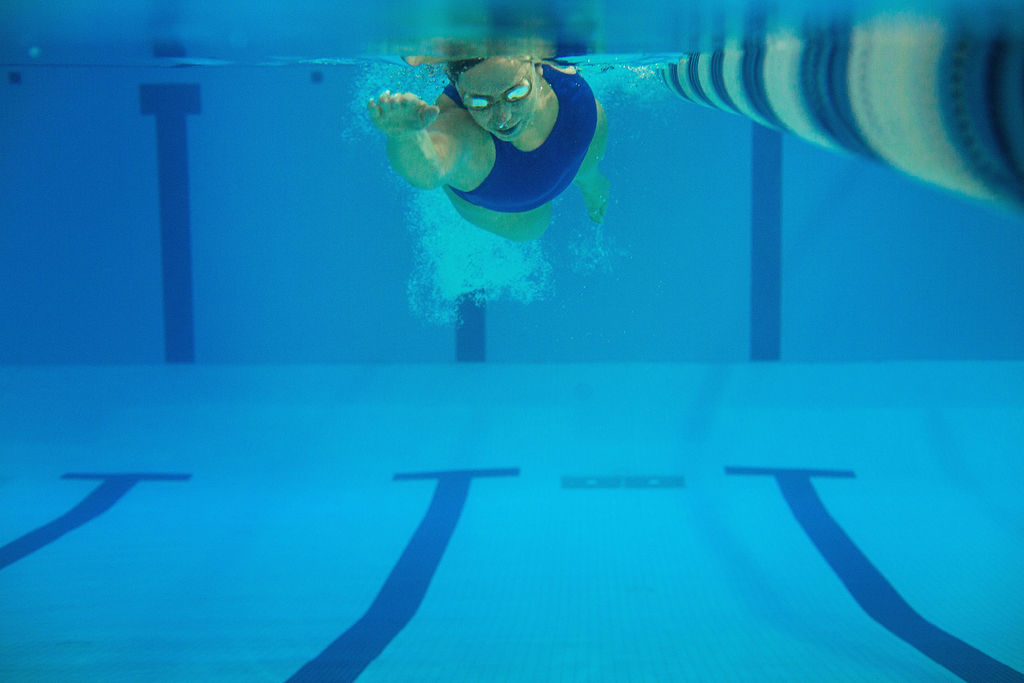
[495,122,520,136]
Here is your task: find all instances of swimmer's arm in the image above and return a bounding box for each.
[574,99,610,223]
[384,128,454,189]
[368,92,474,190]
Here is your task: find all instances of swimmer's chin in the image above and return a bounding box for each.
[491,122,522,139]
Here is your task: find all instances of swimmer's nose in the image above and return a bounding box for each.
[493,102,512,124]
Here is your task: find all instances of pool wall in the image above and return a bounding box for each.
[1,64,1023,364]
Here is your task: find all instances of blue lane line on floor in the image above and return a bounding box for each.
[456,292,486,362]
[0,472,191,571]
[289,467,518,683]
[140,84,201,364]
[727,466,1024,682]
[750,124,782,361]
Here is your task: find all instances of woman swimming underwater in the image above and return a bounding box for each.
[368,56,609,241]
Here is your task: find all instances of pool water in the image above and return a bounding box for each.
[1,2,1023,681]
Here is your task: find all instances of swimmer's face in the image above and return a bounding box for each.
[457,58,543,141]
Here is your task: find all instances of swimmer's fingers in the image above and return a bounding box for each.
[420,104,440,127]
[367,91,392,122]
[369,91,438,134]
[367,90,395,126]
[367,98,382,122]
[377,91,419,111]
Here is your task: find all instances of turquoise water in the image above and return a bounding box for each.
[2,2,1024,681]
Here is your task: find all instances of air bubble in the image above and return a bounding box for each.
[405,191,552,325]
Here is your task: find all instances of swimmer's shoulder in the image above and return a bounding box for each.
[429,91,493,186]
[541,63,601,119]
[543,63,577,76]
[431,92,488,144]
[435,91,463,113]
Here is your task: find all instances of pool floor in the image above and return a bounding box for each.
[1,363,1022,681]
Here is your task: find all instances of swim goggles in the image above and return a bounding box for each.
[462,79,532,111]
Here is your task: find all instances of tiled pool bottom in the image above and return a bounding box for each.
[2,363,1022,682]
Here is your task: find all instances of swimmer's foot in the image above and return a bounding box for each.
[578,172,610,224]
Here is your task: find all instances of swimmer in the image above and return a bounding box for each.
[368,57,609,241]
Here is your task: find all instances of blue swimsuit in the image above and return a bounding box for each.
[443,65,598,213]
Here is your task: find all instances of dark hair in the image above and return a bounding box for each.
[445,58,485,84]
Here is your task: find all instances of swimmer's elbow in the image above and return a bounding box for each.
[393,152,451,190]
[390,162,447,191]
[406,170,446,190]
[385,132,452,190]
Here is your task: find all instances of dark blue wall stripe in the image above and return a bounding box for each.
[456,292,486,362]
[750,124,783,361]
[140,84,200,364]
[727,466,1024,682]
[289,467,518,682]
[0,472,191,571]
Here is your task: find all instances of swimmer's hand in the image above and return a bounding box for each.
[368,91,440,136]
